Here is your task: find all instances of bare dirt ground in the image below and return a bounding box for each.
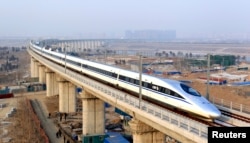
[43,95,60,117]
[1,95,48,143]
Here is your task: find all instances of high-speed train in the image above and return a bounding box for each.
[30,42,221,119]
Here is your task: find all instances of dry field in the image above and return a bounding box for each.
[1,96,47,143]
[109,42,250,56]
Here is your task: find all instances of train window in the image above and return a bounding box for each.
[105,71,108,75]
[180,83,201,97]
[82,64,87,68]
[66,59,80,66]
[108,72,112,76]
[97,69,100,73]
[95,67,98,72]
[175,93,183,98]
[170,90,184,99]
[147,83,152,89]
[99,69,103,74]
[135,80,139,85]
[130,78,134,84]
[143,82,148,88]
[114,73,117,78]
[164,88,170,94]
[119,75,125,80]
[56,55,60,59]
[125,77,129,82]
[158,86,164,92]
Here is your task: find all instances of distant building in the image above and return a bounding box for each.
[125,30,176,41]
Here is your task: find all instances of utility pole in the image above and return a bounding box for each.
[139,54,142,109]
[206,54,210,100]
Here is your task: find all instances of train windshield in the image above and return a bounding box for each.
[180,83,201,97]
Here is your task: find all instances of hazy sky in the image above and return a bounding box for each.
[1,0,250,38]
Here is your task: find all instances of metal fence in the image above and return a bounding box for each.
[211,97,250,114]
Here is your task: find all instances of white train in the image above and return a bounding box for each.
[30,42,221,119]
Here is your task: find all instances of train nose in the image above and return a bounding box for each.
[208,109,221,118]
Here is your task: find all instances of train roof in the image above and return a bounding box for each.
[32,43,185,87]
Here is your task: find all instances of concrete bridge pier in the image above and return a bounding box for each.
[129,119,165,143]
[84,41,88,50]
[30,57,35,77]
[80,90,105,135]
[33,60,39,77]
[38,64,46,83]
[57,77,76,113]
[45,68,59,97]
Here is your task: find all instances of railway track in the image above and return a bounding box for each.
[213,120,234,127]
[220,109,250,123]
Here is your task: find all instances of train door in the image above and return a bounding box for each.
[80,62,83,73]
[143,79,151,99]
[116,70,120,86]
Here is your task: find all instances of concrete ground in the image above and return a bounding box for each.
[31,99,64,143]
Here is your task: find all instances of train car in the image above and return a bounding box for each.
[30,42,221,119]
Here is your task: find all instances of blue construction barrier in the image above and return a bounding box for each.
[104,132,130,143]
[229,81,250,86]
